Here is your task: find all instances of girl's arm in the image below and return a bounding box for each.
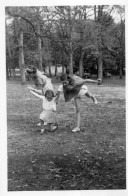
[30,90,43,99]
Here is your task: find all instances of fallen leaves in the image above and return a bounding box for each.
[7,80,126,190]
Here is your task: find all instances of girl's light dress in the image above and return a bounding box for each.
[39,96,57,124]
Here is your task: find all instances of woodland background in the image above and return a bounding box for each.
[6,6,125,84]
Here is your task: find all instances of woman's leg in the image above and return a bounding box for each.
[72,98,81,132]
[85,91,97,104]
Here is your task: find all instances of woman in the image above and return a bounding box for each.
[56,74,98,132]
[26,67,53,95]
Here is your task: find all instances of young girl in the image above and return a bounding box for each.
[29,89,59,134]
[56,74,98,133]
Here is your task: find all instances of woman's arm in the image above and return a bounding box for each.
[33,89,42,95]
[54,85,63,102]
[54,92,61,102]
[83,79,98,84]
[57,84,63,93]
[30,90,43,99]
[27,86,42,95]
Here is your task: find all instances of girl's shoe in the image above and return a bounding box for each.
[51,126,57,131]
[50,123,58,131]
[40,129,45,135]
[54,123,58,129]
[71,127,80,132]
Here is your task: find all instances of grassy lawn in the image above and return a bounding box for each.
[7,77,126,190]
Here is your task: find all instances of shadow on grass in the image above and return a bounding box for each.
[8,151,126,191]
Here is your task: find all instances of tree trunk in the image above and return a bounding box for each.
[96,6,104,83]
[62,65,65,75]
[19,29,26,85]
[68,7,73,74]
[49,61,52,77]
[78,17,84,78]
[79,54,84,78]
[97,28,103,81]
[69,48,73,74]
[9,68,12,77]
[6,24,11,80]
[55,65,57,76]
[98,51,103,82]
[119,55,123,79]
[79,37,84,78]
[6,66,9,80]
[94,5,97,20]
[37,22,43,71]
[12,68,15,79]
[119,19,124,79]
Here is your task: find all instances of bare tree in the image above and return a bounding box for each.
[19,28,26,84]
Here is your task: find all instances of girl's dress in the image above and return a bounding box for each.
[39,96,57,124]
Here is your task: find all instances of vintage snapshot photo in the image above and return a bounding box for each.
[0,0,127,195]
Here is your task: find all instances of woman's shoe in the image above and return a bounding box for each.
[71,127,80,132]
[40,129,45,134]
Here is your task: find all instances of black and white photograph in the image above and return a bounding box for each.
[0,0,127,194]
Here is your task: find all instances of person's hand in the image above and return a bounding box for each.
[62,81,69,86]
[31,88,35,92]
[27,86,34,91]
[55,91,60,96]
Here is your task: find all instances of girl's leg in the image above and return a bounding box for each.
[49,123,57,132]
[40,120,45,134]
[72,98,81,132]
[85,91,97,104]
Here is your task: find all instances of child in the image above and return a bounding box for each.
[29,89,59,134]
[56,74,98,132]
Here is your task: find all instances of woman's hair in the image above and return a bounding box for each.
[26,67,37,75]
[60,74,71,82]
[60,74,67,81]
[45,90,54,98]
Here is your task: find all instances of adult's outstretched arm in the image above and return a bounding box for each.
[83,79,98,83]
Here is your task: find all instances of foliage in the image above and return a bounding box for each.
[6,6,125,77]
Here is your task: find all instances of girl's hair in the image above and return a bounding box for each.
[45,90,54,98]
